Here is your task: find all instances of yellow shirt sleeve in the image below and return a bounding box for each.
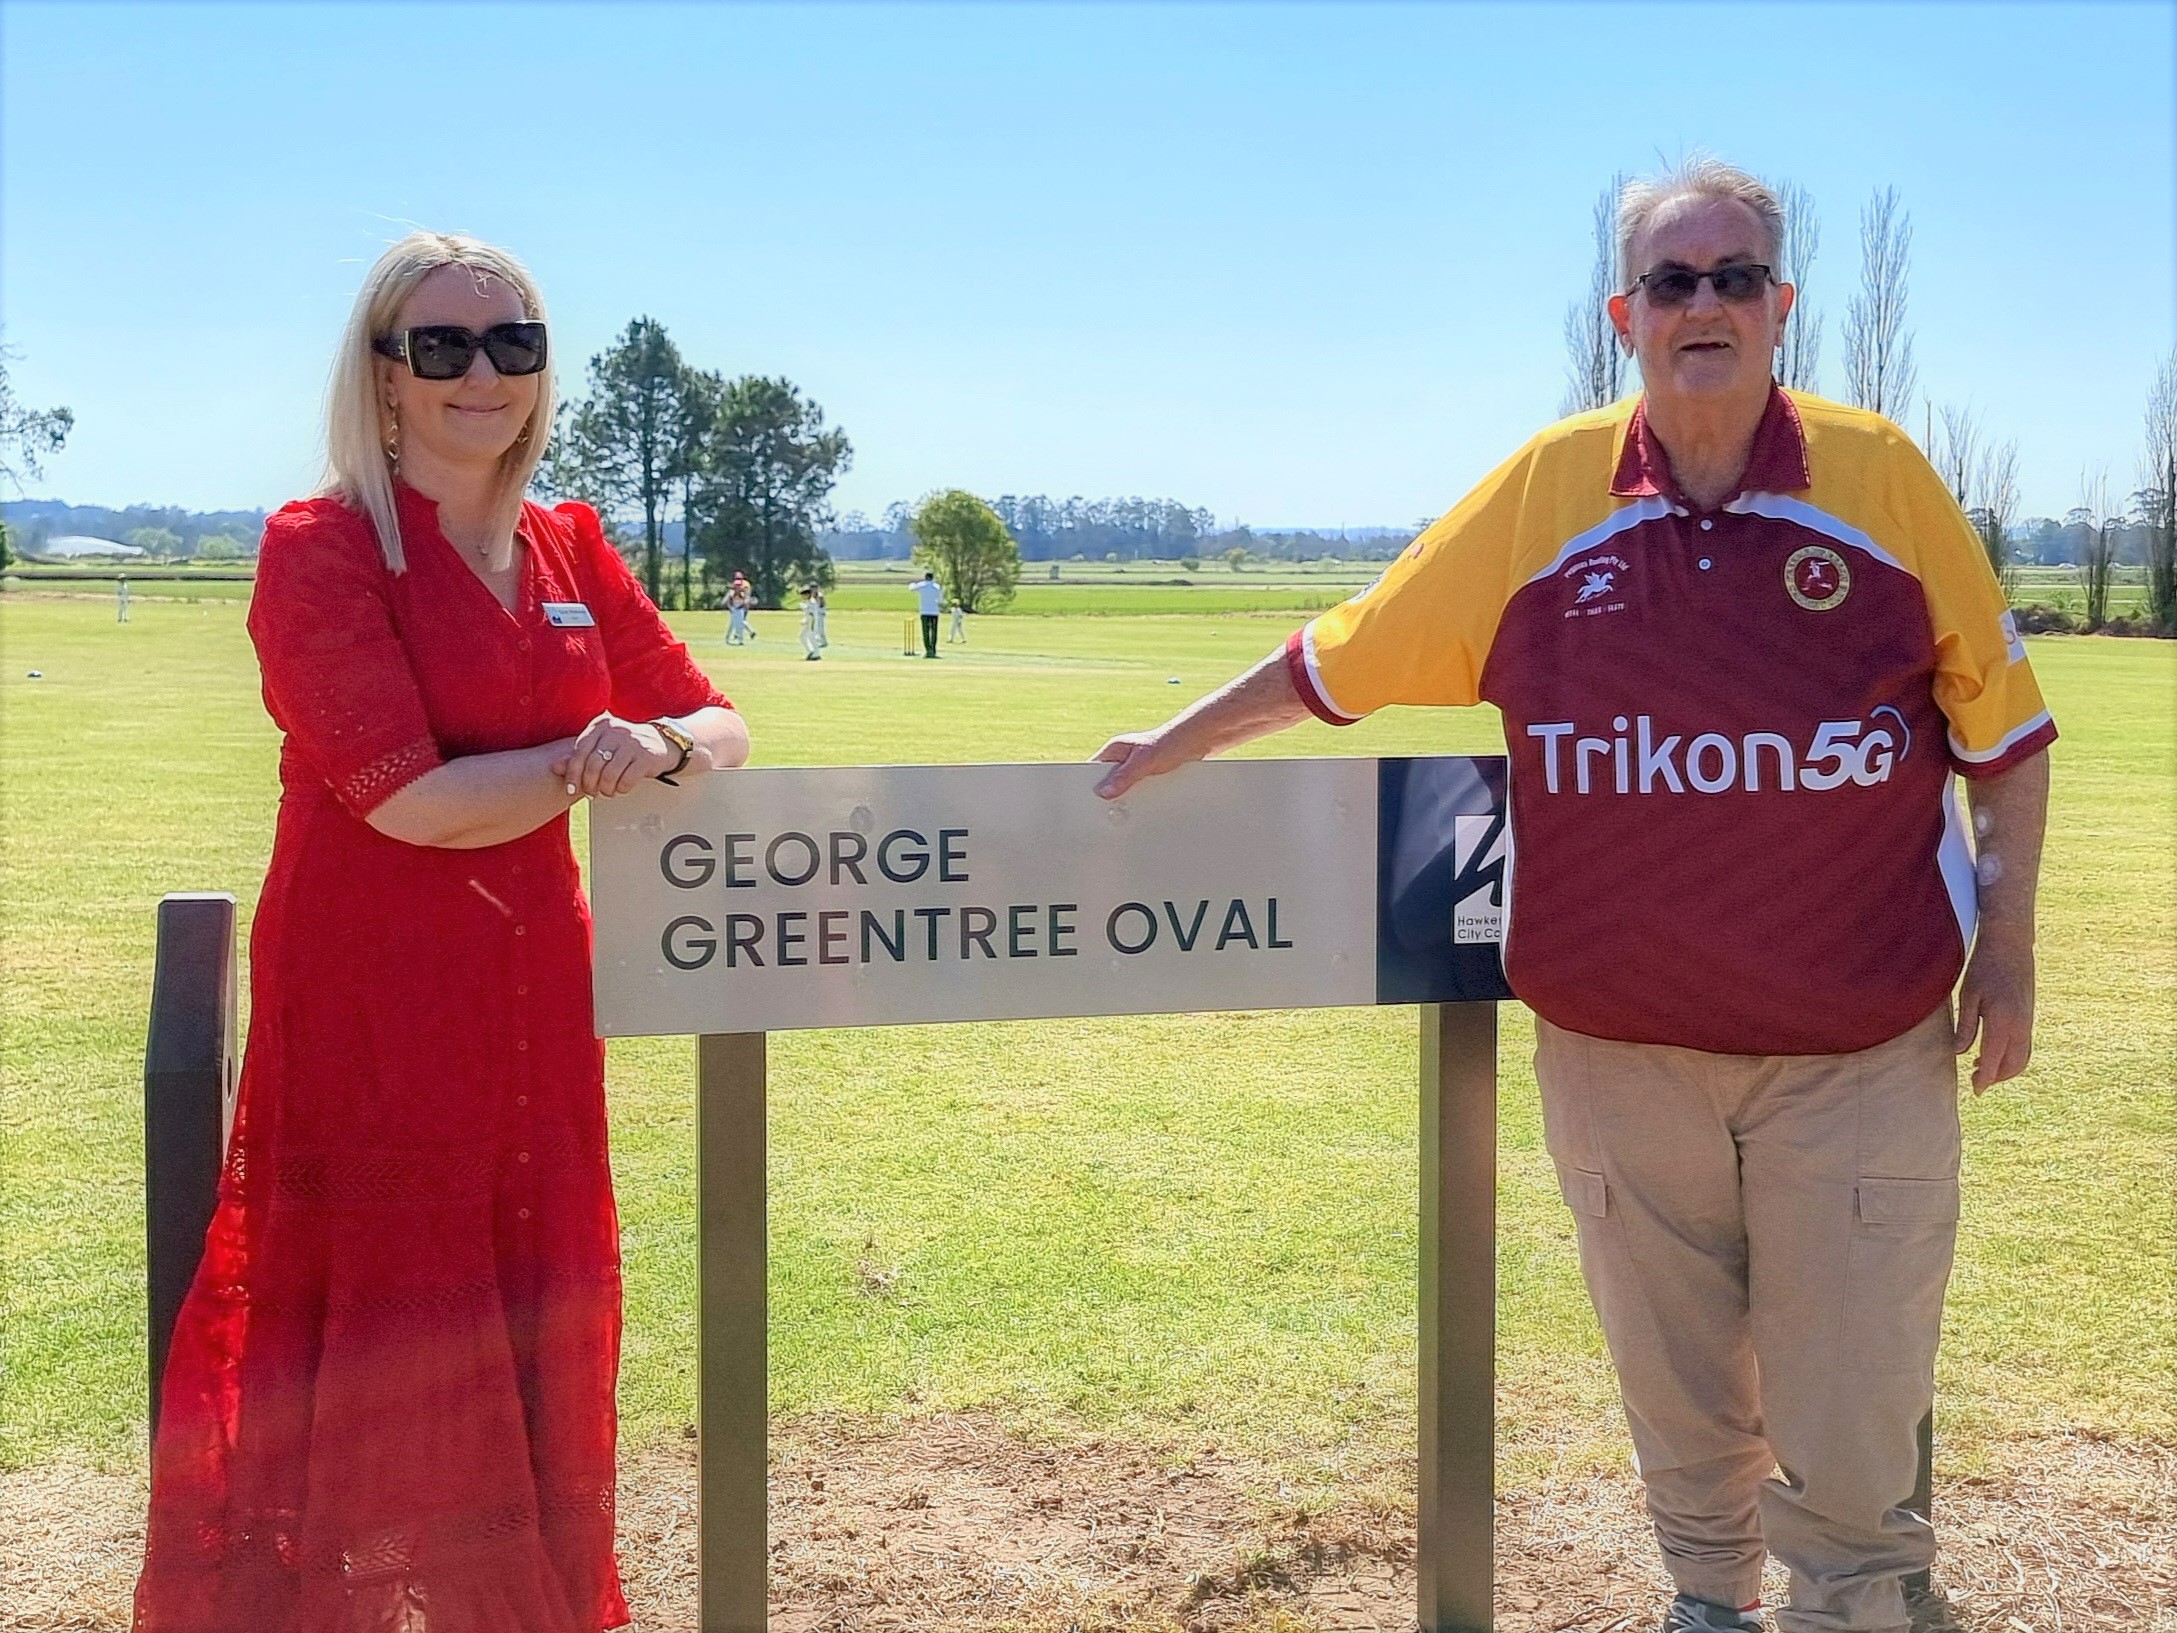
[1285,440,1536,722]
[1885,448,2058,776]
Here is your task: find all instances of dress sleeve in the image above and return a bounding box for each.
[1283,438,1536,723]
[248,502,444,818]
[555,502,731,722]
[1887,453,2058,778]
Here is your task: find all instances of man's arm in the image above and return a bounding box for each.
[1092,649,1313,799]
[1955,747,2050,1092]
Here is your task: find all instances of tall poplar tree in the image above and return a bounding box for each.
[1560,175,1630,416]
[673,367,723,610]
[2142,349,2177,634]
[1773,179,1823,393]
[1843,187,1918,423]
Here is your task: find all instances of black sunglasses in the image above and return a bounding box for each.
[1627,263,1775,308]
[372,321,549,380]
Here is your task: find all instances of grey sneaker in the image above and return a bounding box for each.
[1663,1595,1765,1633]
[1904,1578,1967,1633]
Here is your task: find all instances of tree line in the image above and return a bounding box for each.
[1559,178,2176,636]
[830,495,1221,564]
[828,505,1411,566]
[0,498,266,561]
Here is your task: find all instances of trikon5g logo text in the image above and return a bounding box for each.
[1525,708,1912,795]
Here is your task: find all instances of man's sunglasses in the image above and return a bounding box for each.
[372,321,549,380]
[1627,263,1775,308]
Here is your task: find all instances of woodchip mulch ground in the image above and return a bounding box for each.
[6,1419,2168,1632]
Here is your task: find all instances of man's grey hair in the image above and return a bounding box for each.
[1616,157,1785,289]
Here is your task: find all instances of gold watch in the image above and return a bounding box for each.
[652,717,696,783]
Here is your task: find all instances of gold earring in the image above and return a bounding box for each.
[384,407,400,464]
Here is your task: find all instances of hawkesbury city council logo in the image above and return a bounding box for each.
[1449,812,1506,945]
[1785,544,1852,611]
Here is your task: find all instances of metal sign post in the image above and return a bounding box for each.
[699,1032,769,1632]
[1419,1001,1497,1632]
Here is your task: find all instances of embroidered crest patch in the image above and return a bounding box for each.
[1785,545,1851,611]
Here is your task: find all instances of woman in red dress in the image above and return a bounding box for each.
[134,232,748,1632]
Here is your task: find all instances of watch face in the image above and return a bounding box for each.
[655,721,695,769]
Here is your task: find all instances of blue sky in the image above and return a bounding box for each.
[3,1,2171,526]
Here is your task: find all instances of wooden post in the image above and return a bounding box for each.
[1417,1001,1496,1632]
[143,892,238,1442]
[698,1032,769,1632]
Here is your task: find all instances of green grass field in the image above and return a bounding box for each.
[1,593,2170,1493]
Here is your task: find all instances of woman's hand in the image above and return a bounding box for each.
[552,713,675,798]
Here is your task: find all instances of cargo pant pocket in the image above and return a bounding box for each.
[1555,1164,1609,1219]
[1841,1176,1959,1374]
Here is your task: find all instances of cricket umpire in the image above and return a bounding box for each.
[1093,156,2053,1633]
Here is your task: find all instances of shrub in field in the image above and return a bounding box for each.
[910,489,1020,613]
[126,525,184,559]
[2011,604,2080,635]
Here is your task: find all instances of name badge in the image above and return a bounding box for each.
[542,602,597,628]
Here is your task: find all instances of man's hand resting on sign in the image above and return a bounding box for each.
[1091,649,1314,800]
[1092,725,1203,800]
[553,712,677,799]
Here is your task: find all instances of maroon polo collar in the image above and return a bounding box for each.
[1609,385,1812,507]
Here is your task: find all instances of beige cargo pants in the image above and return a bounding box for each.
[1535,1005,1961,1633]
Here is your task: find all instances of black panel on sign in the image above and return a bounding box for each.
[1375,756,1514,1005]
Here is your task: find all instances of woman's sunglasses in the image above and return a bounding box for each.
[1627,263,1775,308]
[372,321,549,380]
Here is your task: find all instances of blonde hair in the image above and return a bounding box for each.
[1616,156,1784,290]
[320,230,556,573]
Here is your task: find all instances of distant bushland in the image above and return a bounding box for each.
[1,499,268,559]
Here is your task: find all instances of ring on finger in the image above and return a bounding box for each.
[594,746,615,761]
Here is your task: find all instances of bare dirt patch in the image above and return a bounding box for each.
[6,1422,2167,1632]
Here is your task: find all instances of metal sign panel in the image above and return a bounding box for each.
[591,757,1510,1036]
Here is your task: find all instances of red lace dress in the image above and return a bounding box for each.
[134,488,727,1633]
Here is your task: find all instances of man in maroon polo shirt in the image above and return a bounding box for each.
[1093,157,2051,1633]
